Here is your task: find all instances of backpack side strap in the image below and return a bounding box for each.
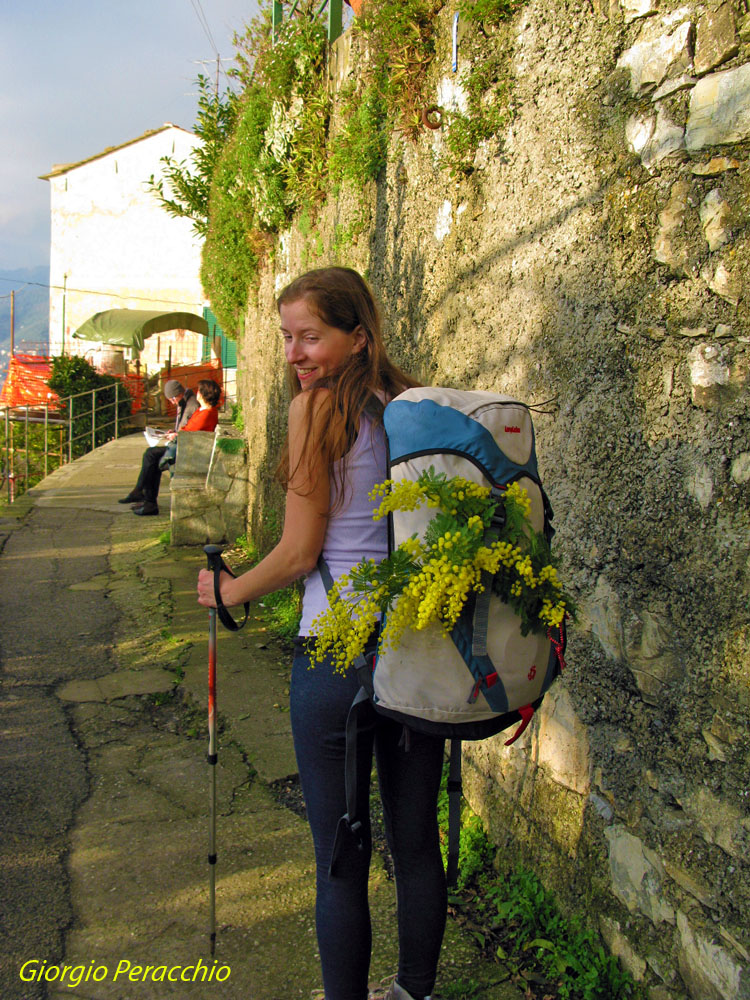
[471,486,506,658]
[329,684,374,877]
[446,739,463,889]
[318,554,378,877]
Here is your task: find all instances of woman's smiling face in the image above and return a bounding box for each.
[280,297,365,390]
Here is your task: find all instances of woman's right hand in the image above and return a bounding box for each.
[197,567,236,608]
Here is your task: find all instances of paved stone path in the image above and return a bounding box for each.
[0,435,523,1000]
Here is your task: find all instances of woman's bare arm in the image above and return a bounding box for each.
[197,391,331,608]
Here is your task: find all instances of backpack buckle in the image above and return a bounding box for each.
[489,486,507,530]
[467,671,498,704]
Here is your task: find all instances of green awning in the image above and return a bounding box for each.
[72,309,209,351]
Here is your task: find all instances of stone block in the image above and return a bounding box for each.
[689,342,729,389]
[203,505,226,541]
[625,608,683,703]
[685,462,714,507]
[686,62,750,150]
[208,464,234,493]
[694,3,739,76]
[643,111,686,171]
[658,182,689,227]
[692,156,742,176]
[604,825,676,924]
[622,0,658,24]
[175,430,215,481]
[618,19,693,95]
[170,486,212,517]
[171,512,208,546]
[599,916,648,980]
[730,452,750,484]
[530,685,591,795]
[700,189,732,251]
[585,575,625,662]
[676,911,745,1000]
[626,111,685,171]
[663,859,717,908]
[169,429,249,546]
[676,785,745,857]
[654,180,691,269]
[704,262,742,306]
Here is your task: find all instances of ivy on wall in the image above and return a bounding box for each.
[201,7,331,334]
[153,0,526,336]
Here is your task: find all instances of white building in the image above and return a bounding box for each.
[41,124,207,369]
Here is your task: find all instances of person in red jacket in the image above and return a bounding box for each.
[132,378,221,516]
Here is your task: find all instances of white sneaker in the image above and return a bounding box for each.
[385,982,431,1000]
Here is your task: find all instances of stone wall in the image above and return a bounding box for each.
[235,2,750,997]
[169,428,248,545]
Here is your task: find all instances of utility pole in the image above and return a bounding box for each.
[9,289,14,357]
[61,273,67,357]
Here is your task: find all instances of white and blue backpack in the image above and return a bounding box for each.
[325,387,567,884]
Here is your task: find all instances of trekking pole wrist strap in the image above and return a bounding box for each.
[204,545,250,632]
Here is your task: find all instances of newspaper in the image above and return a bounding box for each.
[143,427,169,447]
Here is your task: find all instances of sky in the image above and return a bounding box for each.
[0,0,261,273]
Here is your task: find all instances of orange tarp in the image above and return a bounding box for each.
[0,354,144,414]
[0,355,59,409]
[159,360,224,418]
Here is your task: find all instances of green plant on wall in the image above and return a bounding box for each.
[148,74,239,237]
[443,0,526,175]
[436,771,643,999]
[328,81,389,188]
[350,0,443,140]
[192,0,530,329]
[457,0,526,27]
[442,52,513,176]
[201,5,330,335]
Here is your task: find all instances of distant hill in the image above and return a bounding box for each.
[0,266,50,354]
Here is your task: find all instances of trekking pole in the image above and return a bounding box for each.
[202,544,252,955]
[204,543,223,956]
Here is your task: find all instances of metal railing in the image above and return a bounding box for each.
[1,367,240,503]
[272,0,345,44]
[1,381,134,503]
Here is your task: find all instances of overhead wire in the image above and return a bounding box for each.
[189,0,219,57]
[0,276,202,310]
[4,5,229,313]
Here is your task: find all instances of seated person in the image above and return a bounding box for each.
[120,378,222,516]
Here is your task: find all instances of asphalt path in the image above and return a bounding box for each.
[0,435,520,1000]
[0,500,106,999]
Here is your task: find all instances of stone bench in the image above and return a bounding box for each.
[169,428,248,546]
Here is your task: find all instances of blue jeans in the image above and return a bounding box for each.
[290,645,447,1000]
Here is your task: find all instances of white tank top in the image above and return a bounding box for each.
[298,409,388,636]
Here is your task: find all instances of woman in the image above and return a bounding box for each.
[181,378,222,432]
[197,269,446,1000]
[132,378,221,516]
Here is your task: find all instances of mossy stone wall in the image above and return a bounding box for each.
[236,2,750,996]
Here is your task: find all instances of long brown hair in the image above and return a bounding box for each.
[275,267,419,501]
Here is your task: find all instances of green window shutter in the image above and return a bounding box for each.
[222,336,237,368]
[202,306,237,368]
[202,306,215,362]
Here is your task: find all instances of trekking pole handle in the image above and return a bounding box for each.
[204,544,224,572]
[203,544,250,632]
